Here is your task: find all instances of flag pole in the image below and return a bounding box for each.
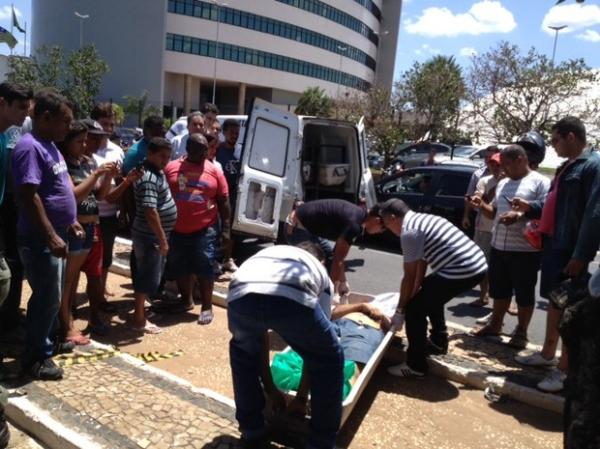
[10,3,14,55]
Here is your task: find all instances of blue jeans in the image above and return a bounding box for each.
[228,293,344,449]
[131,231,166,295]
[18,230,67,367]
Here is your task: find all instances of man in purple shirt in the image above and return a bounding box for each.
[11,89,80,380]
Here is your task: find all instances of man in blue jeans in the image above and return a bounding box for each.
[227,242,343,449]
[11,89,82,380]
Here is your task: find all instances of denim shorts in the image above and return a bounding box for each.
[333,318,384,365]
[132,231,166,295]
[68,222,95,255]
[169,226,217,280]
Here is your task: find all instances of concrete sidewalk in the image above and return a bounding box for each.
[2,347,255,449]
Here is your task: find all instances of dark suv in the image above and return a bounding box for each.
[375,165,477,227]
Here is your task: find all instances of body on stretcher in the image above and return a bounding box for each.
[266,292,400,431]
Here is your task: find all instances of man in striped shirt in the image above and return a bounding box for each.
[379,199,488,377]
[131,137,177,334]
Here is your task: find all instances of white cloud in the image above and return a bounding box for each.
[0,5,21,21]
[414,43,441,56]
[404,1,516,38]
[460,47,478,57]
[542,4,600,35]
[577,29,600,43]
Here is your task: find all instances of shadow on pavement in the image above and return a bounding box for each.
[488,397,563,433]
[337,364,460,448]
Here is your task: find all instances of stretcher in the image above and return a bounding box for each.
[267,292,398,432]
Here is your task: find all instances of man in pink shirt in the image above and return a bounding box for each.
[164,133,230,325]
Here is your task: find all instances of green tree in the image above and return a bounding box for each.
[112,103,125,125]
[336,87,406,165]
[294,86,332,116]
[64,46,109,118]
[7,45,109,118]
[395,55,465,141]
[464,41,598,142]
[122,91,161,127]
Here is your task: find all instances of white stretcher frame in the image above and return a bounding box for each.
[270,292,397,429]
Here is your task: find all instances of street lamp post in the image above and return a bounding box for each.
[549,25,567,65]
[209,0,228,105]
[74,12,90,48]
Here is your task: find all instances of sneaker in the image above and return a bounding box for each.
[387,362,425,378]
[223,258,239,272]
[537,368,566,393]
[26,358,63,381]
[514,352,558,367]
[0,405,10,449]
[476,312,493,325]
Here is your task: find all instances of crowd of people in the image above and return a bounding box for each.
[1,79,599,449]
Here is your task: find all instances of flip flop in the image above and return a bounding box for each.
[133,321,162,335]
[507,304,519,316]
[469,325,501,338]
[469,298,489,307]
[198,309,214,325]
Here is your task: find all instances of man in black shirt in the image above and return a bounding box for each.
[285,199,384,295]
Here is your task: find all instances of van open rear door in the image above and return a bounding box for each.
[357,117,377,208]
[232,98,299,239]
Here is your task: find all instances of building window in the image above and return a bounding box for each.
[165,33,371,91]
[166,0,376,72]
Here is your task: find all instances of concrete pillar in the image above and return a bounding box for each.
[183,74,193,114]
[237,83,246,115]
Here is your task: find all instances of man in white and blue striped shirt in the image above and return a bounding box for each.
[379,199,488,377]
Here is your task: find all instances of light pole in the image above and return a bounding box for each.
[209,0,227,105]
[549,25,567,65]
[74,12,90,48]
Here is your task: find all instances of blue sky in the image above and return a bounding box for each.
[394,0,600,79]
[0,1,30,56]
[2,0,600,83]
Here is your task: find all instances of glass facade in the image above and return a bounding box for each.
[352,0,382,21]
[166,33,371,91]
[276,0,378,45]
[167,0,376,71]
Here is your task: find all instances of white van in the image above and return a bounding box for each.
[220,98,377,240]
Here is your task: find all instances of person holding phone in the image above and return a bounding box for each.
[470,145,550,349]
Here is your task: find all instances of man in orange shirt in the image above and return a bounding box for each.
[165,134,230,325]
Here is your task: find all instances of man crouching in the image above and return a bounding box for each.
[226,242,343,449]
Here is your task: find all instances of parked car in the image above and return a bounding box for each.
[375,165,477,228]
[451,145,487,166]
[115,127,139,149]
[367,153,384,169]
[391,142,452,169]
